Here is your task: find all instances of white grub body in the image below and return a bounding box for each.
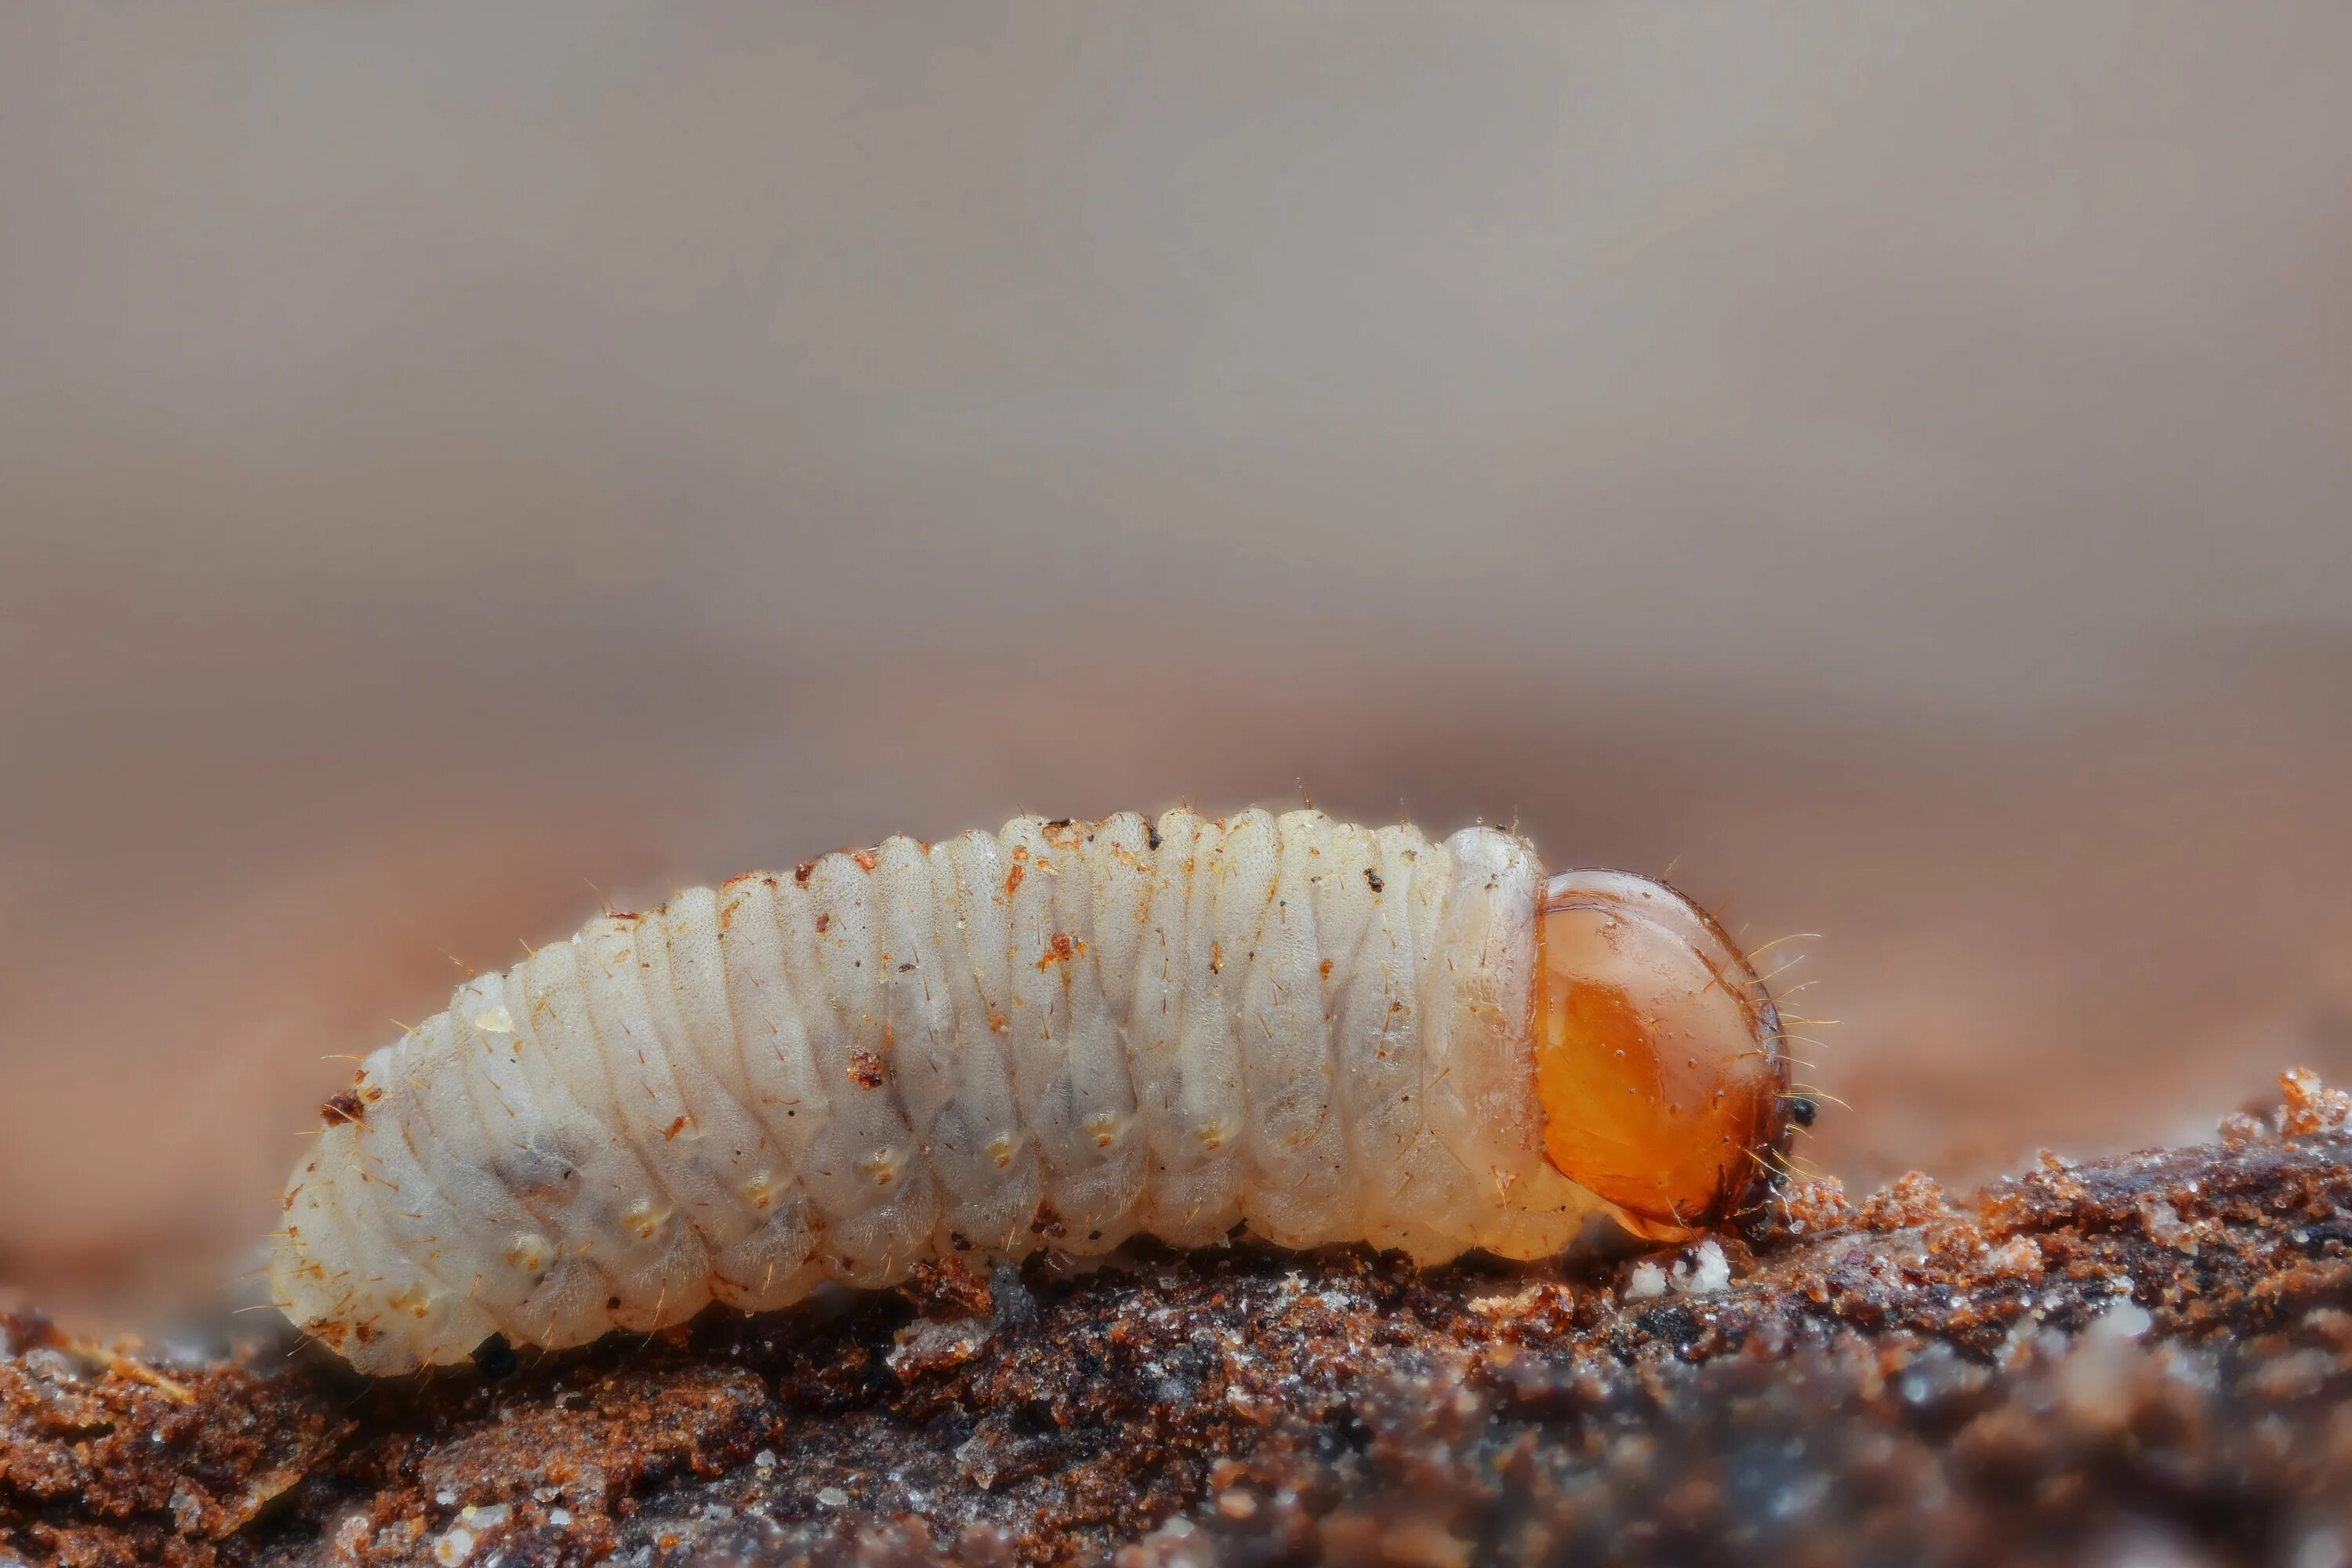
[274,809,1602,1372]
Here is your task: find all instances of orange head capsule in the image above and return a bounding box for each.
[1532,869,1792,1240]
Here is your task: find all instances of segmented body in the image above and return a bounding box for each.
[274,809,1602,1372]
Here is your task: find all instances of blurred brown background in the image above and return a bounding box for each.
[3,2,2348,1314]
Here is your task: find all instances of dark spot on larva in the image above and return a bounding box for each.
[848,1050,887,1090]
[662,1115,690,1140]
[1319,958,1334,979]
[1147,822,1163,851]
[1364,868,1385,892]
[1789,1095,1820,1128]
[607,1295,622,1310]
[1006,858,1027,898]
[363,1085,384,1104]
[853,849,879,873]
[321,1092,365,1127]
[353,1323,375,1345]
[898,961,916,972]
[815,913,831,934]
[472,1334,518,1379]
[795,862,815,884]
[1045,818,1072,830]
[1210,941,1223,974]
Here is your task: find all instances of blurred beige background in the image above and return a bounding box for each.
[3,2,2348,1310]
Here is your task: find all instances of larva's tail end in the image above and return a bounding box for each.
[267,1240,445,1379]
[270,1156,343,1342]
[268,1148,448,1377]
[1530,870,1794,1241]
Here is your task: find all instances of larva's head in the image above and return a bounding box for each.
[1532,869,1792,1239]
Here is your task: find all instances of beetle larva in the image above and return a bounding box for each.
[273,809,1792,1372]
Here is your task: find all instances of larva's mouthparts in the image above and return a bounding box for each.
[1530,869,1794,1240]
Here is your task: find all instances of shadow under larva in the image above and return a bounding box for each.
[271,808,1795,1374]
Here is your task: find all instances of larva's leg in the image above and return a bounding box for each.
[774,855,940,1287]
[1001,816,1145,1252]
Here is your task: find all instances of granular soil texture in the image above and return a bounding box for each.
[6,1071,2352,1567]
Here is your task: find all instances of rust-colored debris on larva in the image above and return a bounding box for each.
[7,1072,2352,1567]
